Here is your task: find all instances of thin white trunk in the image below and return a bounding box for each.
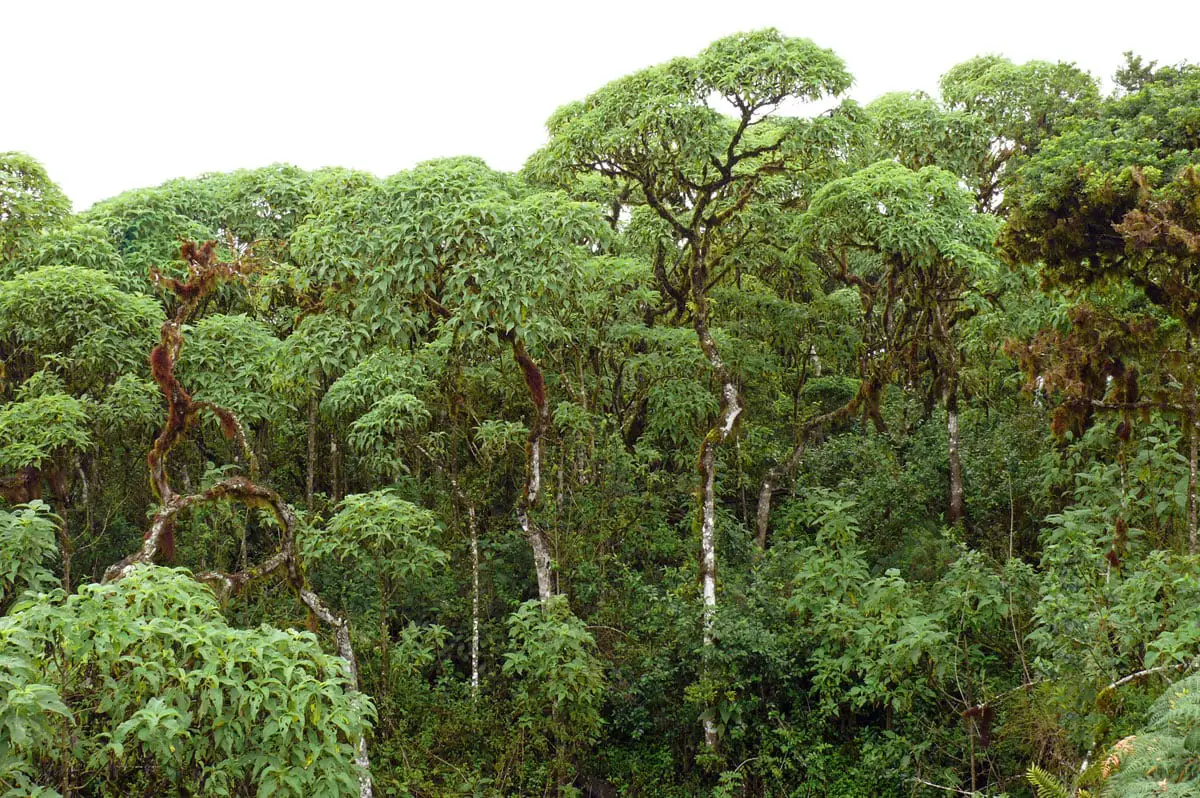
[331,437,341,503]
[306,397,317,512]
[469,503,480,698]
[946,386,964,525]
[300,587,373,798]
[1190,411,1198,555]
[700,442,719,748]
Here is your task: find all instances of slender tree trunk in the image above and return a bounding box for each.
[331,437,341,503]
[1189,409,1198,554]
[299,586,373,798]
[468,503,481,699]
[378,567,391,686]
[755,388,867,549]
[306,397,317,512]
[47,464,73,592]
[756,439,807,550]
[691,278,742,749]
[78,458,93,541]
[946,383,965,526]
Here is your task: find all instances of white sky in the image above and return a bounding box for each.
[5,0,1199,211]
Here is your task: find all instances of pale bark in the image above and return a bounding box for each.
[692,292,742,750]
[508,335,555,603]
[755,439,807,550]
[946,384,965,526]
[331,437,341,503]
[754,385,870,549]
[1190,411,1199,554]
[306,397,317,512]
[469,503,481,698]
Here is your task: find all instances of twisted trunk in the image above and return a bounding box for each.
[105,242,373,797]
[509,335,555,602]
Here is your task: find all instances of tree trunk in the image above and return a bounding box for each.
[331,436,341,503]
[469,503,481,698]
[509,336,555,603]
[299,586,374,798]
[756,439,808,550]
[755,387,868,550]
[946,383,965,526]
[691,278,742,750]
[1189,409,1198,554]
[306,397,317,512]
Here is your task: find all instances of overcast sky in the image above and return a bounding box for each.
[6,0,1198,210]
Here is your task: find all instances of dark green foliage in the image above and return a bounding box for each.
[6,34,1200,798]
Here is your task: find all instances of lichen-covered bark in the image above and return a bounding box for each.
[508,334,555,603]
[691,265,742,750]
[947,384,965,526]
[103,241,373,797]
[468,502,481,697]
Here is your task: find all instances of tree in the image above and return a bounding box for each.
[939,56,1099,210]
[0,153,69,270]
[306,490,447,684]
[796,160,999,527]
[1004,60,1200,548]
[0,562,373,797]
[530,28,856,748]
[293,157,607,604]
[102,240,376,796]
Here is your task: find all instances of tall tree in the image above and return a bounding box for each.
[1004,60,1200,548]
[530,28,856,748]
[798,160,1000,526]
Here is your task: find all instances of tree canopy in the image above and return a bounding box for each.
[5,32,1200,798]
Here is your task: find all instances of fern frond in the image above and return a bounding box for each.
[1027,764,1072,798]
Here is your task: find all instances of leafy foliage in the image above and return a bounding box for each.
[0,566,372,797]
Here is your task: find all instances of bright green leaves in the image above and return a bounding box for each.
[539,29,850,178]
[535,28,854,227]
[695,30,850,108]
[310,490,447,584]
[347,393,430,457]
[867,91,990,178]
[0,264,163,390]
[802,160,999,275]
[503,596,605,757]
[0,153,70,268]
[939,56,1100,155]
[293,156,607,347]
[0,501,60,607]
[1,221,132,285]
[177,314,283,426]
[321,348,432,421]
[0,566,372,797]
[80,185,220,282]
[0,393,92,472]
[273,313,371,401]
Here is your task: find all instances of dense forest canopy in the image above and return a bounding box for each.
[3,29,1200,797]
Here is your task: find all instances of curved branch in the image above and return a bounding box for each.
[104,241,373,797]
